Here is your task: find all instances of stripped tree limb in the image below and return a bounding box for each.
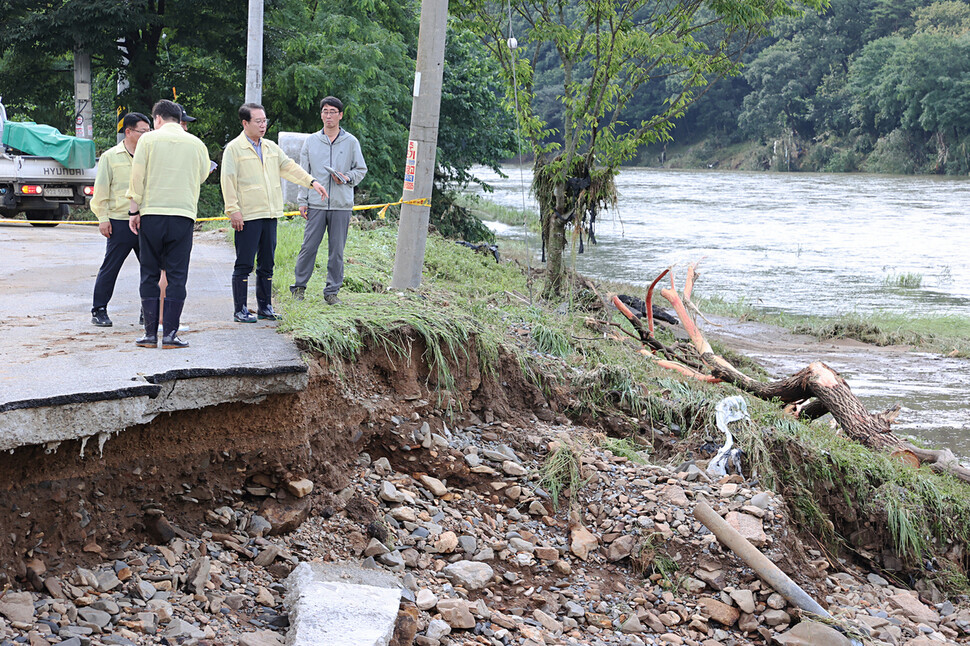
[615,265,970,483]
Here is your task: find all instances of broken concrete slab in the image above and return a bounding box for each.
[284,562,402,646]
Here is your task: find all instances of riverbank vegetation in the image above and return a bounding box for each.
[270,216,970,592]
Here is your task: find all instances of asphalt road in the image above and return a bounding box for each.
[0,221,305,419]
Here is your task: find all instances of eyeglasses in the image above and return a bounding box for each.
[250,119,269,125]
[321,110,340,116]
[131,128,151,134]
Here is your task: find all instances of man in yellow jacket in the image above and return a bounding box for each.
[90,112,152,327]
[221,103,327,322]
[127,99,210,349]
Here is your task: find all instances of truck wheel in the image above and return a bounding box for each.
[27,204,68,228]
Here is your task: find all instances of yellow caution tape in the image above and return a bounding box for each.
[0,198,431,227]
[196,197,431,223]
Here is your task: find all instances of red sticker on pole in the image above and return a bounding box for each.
[403,140,418,191]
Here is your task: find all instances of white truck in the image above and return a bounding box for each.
[0,99,96,227]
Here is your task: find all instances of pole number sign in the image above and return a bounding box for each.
[404,140,418,192]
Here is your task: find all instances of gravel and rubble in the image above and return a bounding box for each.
[1,415,968,646]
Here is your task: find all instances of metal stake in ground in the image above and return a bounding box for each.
[390,0,449,290]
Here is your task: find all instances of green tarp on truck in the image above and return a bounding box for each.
[1,122,96,170]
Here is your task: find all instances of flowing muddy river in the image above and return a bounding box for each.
[470,166,970,453]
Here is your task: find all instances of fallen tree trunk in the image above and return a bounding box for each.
[614,264,970,483]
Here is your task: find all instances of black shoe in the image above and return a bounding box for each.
[257,304,281,321]
[255,275,279,320]
[135,334,157,348]
[91,307,112,327]
[324,293,342,305]
[161,298,186,347]
[290,285,305,301]
[161,332,189,349]
[234,307,257,323]
[137,298,160,347]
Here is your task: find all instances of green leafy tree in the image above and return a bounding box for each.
[849,12,970,173]
[456,0,827,296]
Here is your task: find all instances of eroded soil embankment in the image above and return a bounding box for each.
[0,332,557,587]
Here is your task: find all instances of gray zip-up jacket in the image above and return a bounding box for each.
[297,128,367,211]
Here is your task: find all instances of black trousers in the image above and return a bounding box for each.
[233,217,277,279]
[92,219,140,310]
[138,215,194,301]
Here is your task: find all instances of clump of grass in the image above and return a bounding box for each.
[600,437,649,463]
[632,532,683,590]
[539,439,591,510]
[530,320,573,357]
[883,272,923,289]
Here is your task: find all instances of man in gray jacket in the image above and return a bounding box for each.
[291,96,368,304]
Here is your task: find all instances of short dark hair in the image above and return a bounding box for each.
[122,112,151,132]
[152,99,181,123]
[239,103,265,122]
[320,97,343,112]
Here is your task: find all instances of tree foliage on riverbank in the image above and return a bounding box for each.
[644,0,970,173]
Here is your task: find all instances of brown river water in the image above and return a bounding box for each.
[470,166,970,454]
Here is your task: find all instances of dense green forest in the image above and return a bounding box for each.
[632,0,970,174]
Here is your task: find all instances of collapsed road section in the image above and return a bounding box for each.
[0,225,308,451]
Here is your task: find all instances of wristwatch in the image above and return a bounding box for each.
[128,210,140,216]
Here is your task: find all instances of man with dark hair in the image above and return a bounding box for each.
[221,102,326,322]
[127,99,210,349]
[90,112,152,327]
[174,103,196,130]
[291,96,367,304]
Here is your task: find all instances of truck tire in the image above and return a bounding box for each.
[27,204,68,228]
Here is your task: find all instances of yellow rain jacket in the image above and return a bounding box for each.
[220,132,315,221]
[126,122,210,220]
[91,142,134,222]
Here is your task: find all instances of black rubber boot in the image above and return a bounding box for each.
[91,307,112,327]
[233,276,257,323]
[135,299,159,347]
[256,275,281,321]
[161,298,189,348]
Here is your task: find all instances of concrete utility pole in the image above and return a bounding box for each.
[245,0,264,104]
[389,0,449,290]
[117,39,129,143]
[73,51,93,139]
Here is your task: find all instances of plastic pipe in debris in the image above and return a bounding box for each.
[694,500,830,619]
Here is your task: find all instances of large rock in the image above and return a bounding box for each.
[888,592,940,625]
[441,561,494,590]
[0,591,34,624]
[725,511,768,547]
[606,535,636,561]
[184,557,211,595]
[662,485,689,507]
[285,563,403,646]
[436,599,475,629]
[697,597,739,627]
[729,589,756,614]
[261,497,310,535]
[419,475,448,497]
[570,525,599,561]
[774,620,853,646]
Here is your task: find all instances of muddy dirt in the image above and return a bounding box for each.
[0,331,557,587]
